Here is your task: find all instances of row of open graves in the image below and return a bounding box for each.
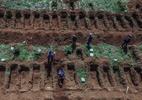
[0,61,142,92]
[0,9,142,31]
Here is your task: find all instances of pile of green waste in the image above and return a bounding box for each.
[0,42,59,62]
[86,43,136,66]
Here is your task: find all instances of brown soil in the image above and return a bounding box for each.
[0,1,142,99]
[0,9,142,46]
[0,54,142,99]
[128,0,142,13]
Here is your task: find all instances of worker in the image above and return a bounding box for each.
[122,35,132,54]
[47,51,54,77]
[72,35,77,44]
[72,35,77,51]
[122,35,132,47]
[86,33,93,49]
[58,68,64,87]
[47,51,54,64]
[69,0,74,10]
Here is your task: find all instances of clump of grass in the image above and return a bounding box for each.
[64,45,73,55]
[75,67,88,84]
[0,42,60,62]
[0,44,14,62]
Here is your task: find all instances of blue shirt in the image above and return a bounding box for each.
[47,51,53,58]
[58,69,64,77]
[124,36,131,43]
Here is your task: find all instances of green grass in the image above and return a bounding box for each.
[75,67,88,84]
[86,43,135,67]
[0,42,60,62]
[1,0,51,10]
[64,45,73,55]
[0,0,129,12]
[63,43,137,67]
[0,42,138,67]
[80,0,129,12]
[0,44,14,62]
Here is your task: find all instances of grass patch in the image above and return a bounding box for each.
[79,0,129,12]
[75,67,88,85]
[0,0,129,12]
[86,43,136,67]
[1,0,51,10]
[64,45,73,55]
[0,42,60,62]
[0,42,138,67]
[0,44,14,62]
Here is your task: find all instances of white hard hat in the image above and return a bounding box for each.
[72,35,76,37]
[90,33,93,35]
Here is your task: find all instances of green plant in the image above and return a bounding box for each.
[117,1,129,13]
[28,46,47,61]
[64,45,73,55]
[15,49,29,61]
[0,44,14,62]
[52,1,57,7]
